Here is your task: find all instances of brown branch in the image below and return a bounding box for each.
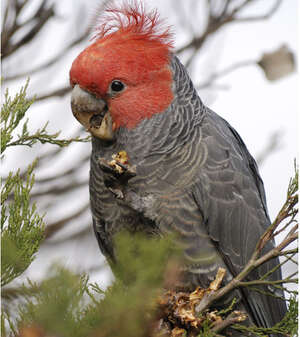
[44,225,91,245]
[259,250,298,282]
[1,1,10,33]
[31,180,88,198]
[278,248,298,256]
[2,1,55,58]
[197,43,294,90]
[219,0,231,18]
[1,3,18,52]
[239,277,298,287]
[4,28,91,81]
[44,203,90,239]
[175,0,236,55]
[233,0,282,22]
[211,311,247,334]
[34,86,71,102]
[273,217,297,239]
[229,0,260,17]
[256,177,298,253]
[176,0,282,58]
[35,154,90,184]
[196,59,256,89]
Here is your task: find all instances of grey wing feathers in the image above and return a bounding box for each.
[222,117,269,220]
[192,107,286,328]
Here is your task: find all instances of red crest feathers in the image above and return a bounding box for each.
[92,0,173,49]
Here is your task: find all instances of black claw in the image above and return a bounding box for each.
[115,161,128,171]
[98,158,119,177]
[98,157,137,184]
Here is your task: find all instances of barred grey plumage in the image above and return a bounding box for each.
[88,55,286,333]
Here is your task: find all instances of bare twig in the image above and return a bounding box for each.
[4,28,91,81]
[34,86,71,102]
[278,249,298,257]
[2,0,56,58]
[239,277,298,287]
[259,250,297,281]
[197,59,256,89]
[44,203,90,239]
[219,0,231,19]
[211,311,247,334]
[31,180,88,198]
[44,225,91,245]
[233,0,282,22]
[35,155,90,184]
[176,0,282,56]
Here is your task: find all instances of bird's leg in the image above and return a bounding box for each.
[98,154,155,217]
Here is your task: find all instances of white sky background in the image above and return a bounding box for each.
[2,0,298,290]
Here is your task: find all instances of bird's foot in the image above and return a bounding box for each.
[98,150,136,181]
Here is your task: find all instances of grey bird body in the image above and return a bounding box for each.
[89,55,286,332]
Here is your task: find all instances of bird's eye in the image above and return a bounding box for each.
[110,80,125,93]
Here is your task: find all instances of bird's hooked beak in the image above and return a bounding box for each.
[71,85,114,141]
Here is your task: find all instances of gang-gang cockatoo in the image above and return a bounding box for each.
[69,1,286,334]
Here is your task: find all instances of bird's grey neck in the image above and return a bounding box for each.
[92,55,206,162]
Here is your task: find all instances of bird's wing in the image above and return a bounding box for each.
[189,107,286,328]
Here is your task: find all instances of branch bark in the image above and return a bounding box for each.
[44,203,90,239]
[2,0,56,58]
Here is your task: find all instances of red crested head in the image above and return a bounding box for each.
[70,1,174,130]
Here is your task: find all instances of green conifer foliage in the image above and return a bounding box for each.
[1,82,45,287]
[1,160,45,287]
